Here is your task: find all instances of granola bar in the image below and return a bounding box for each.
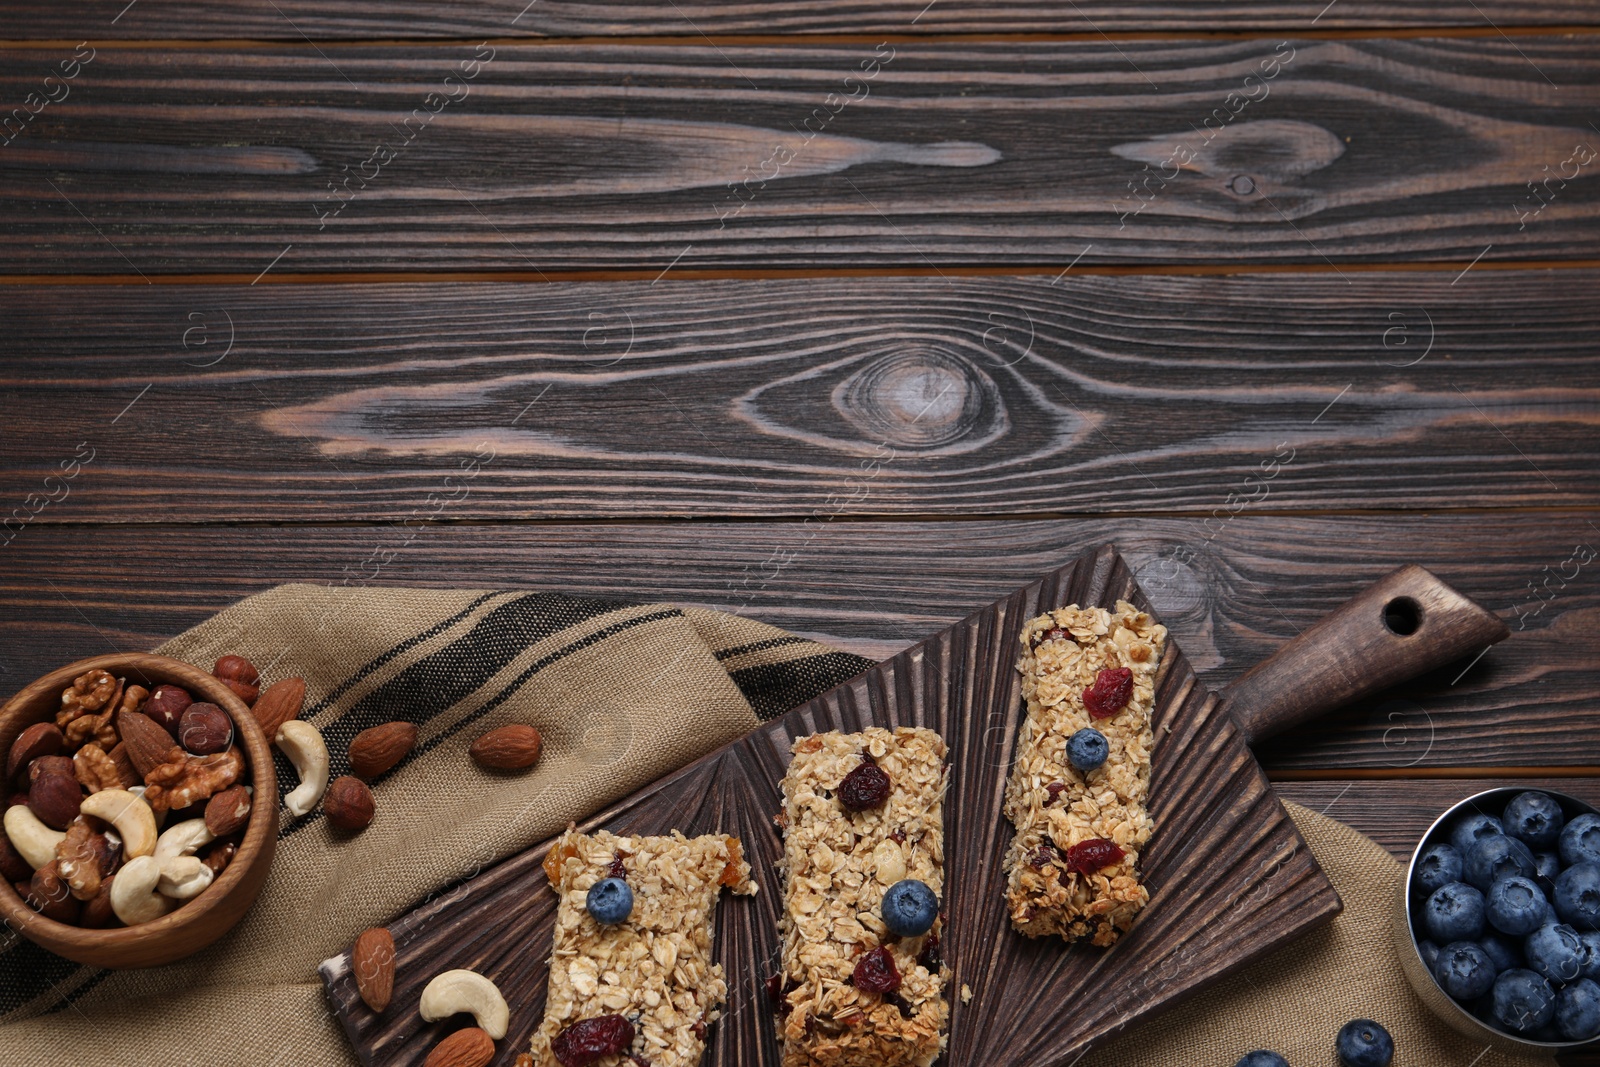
[1001,600,1166,946]
[773,727,950,1067]
[529,828,755,1067]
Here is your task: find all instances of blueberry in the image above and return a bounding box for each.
[1066,728,1108,773]
[1479,931,1524,973]
[1233,1053,1287,1067]
[1451,813,1505,855]
[1414,844,1464,897]
[1417,939,1441,973]
[1535,851,1563,888]
[585,877,633,925]
[1425,882,1487,943]
[1561,813,1600,868]
[1492,968,1557,1032]
[1557,977,1600,1040]
[1464,835,1537,892]
[1526,922,1585,985]
[1435,942,1498,1000]
[1580,930,1600,980]
[1554,862,1600,931]
[1487,875,1551,936]
[1504,792,1566,851]
[1335,1018,1394,1067]
[881,878,938,938]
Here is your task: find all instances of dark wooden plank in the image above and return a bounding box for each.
[0,514,1595,770]
[3,271,1598,520]
[318,545,1340,1067]
[4,1,1597,39]
[2,39,1598,273]
[1276,778,1600,858]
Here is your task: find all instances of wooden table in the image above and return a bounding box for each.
[2,2,1597,1061]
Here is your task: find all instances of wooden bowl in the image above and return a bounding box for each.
[0,653,278,968]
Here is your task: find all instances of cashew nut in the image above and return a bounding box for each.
[79,789,158,859]
[156,855,214,900]
[418,970,509,1040]
[109,855,177,926]
[127,785,165,827]
[154,818,215,861]
[275,720,329,817]
[2,805,66,870]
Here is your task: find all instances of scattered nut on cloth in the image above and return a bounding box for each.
[0,584,1560,1067]
[0,584,872,1067]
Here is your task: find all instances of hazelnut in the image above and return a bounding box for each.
[6,722,64,783]
[28,772,83,830]
[26,861,80,924]
[80,878,116,928]
[213,655,260,707]
[142,684,193,737]
[178,703,234,756]
[205,785,252,837]
[0,829,32,883]
[28,755,76,784]
[323,776,374,832]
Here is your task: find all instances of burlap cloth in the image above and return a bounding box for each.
[0,585,1560,1066]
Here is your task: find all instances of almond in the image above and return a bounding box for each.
[6,722,64,783]
[422,1027,494,1067]
[347,721,417,781]
[118,710,181,779]
[204,785,253,837]
[324,776,375,832]
[351,926,396,1013]
[469,725,542,771]
[250,677,305,740]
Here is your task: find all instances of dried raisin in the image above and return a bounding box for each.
[850,946,901,993]
[838,759,891,811]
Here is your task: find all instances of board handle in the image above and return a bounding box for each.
[1219,565,1510,746]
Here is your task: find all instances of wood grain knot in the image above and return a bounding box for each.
[835,346,999,451]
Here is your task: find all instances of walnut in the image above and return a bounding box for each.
[56,669,117,729]
[143,747,243,815]
[64,706,117,750]
[74,743,138,793]
[55,819,118,901]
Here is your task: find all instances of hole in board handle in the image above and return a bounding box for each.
[1383,596,1423,636]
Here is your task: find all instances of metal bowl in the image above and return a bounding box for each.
[1395,786,1600,1053]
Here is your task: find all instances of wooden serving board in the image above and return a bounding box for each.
[320,544,1342,1065]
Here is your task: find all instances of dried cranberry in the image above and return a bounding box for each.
[607,851,628,879]
[1045,781,1068,804]
[885,991,915,1019]
[1033,626,1069,647]
[917,933,942,972]
[766,973,798,1016]
[1062,838,1126,875]
[692,1017,708,1041]
[552,1015,635,1067]
[889,828,906,844]
[838,759,891,811]
[630,1056,652,1067]
[851,946,901,993]
[1083,667,1134,719]
[1028,845,1057,869]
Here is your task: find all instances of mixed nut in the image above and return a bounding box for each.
[0,658,280,929]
